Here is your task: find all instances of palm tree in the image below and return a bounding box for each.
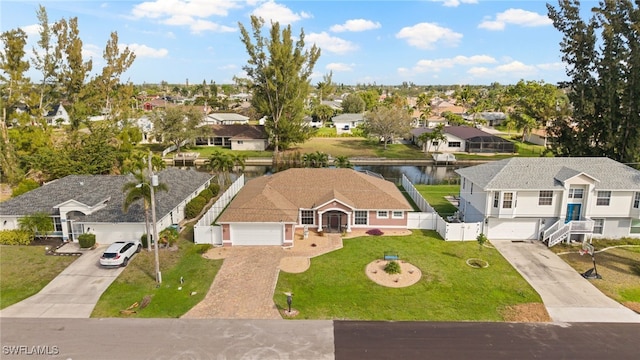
[303,151,329,168]
[205,150,236,187]
[431,124,448,153]
[122,170,168,251]
[333,155,353,168]
[18,212,54,242]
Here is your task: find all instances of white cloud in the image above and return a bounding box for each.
[132,0,239,19]
[326,63,353,72]
[415,55,497,72]
[251,1,312,25]
[467,67,490,76]
[306,32,357,54]
[466,60,540,79]
[219,64,237,70]
[123,43,168,58]
[82,44,101,60]
[537,62,565,71]
[21,24,40,37]
[479,9,552,31]
[131,0,239,33]
[330,19,381,33]
[432,0,478,7]
[496,61,537,74]
[396,23,462,50]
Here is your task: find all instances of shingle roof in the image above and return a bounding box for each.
[209,124,267,139]
[217,168,412,223]
[332,113,364,122]
[443,126,496,140]
[207,113,249,122]
[0,168,213,223]
[455,157,640,191]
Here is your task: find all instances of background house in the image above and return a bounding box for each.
[216,168,413,246]
[411,126,515,154]
[44,103,70,126]
[455,157,640,243]
[196,124,268,151]
[204,113,249,125]
[333,113,364,135]
[0,168,213,244]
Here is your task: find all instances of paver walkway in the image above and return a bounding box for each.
[492,240,640,323]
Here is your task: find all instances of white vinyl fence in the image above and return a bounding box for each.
[194,175,245,245]
[402,174,482,241]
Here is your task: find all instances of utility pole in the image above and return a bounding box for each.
[148,152,162,284]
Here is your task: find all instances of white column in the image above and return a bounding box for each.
[346,212,352,232]
[317,210,323,232]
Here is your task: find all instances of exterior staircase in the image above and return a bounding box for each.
[543,219,595,247]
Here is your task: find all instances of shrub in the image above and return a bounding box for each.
[78,233,96,249]
[185,195,207,219]
[366,229,384,236]
[159,227,179,247]
[384,260,402,274]
[0,230,32,245]
[140,233,149,248]
[476,233,488,249]
[200,188,214,201]
[208,183,220,197]
[195,244,213,254]
[11,179,40,197]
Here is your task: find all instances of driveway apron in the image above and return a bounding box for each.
[183,247,285,319]
[0,246,123,318]
[492,240,640,323]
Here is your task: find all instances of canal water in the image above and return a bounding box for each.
[214,164,463,185]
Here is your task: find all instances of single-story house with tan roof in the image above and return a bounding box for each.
[216,168,413,246]
[196,124,268,151]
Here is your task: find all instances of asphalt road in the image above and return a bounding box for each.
[1,318,639,360]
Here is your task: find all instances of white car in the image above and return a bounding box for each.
[99,240,142,267]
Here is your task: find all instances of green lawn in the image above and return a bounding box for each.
[286,137,429,159]
[274,230,541,321]
[0,245,77,309]
[415,184,460,217]
[92,233,222,318]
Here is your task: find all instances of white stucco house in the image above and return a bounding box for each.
[44,103,70,126]
[455,157,640,246]
[0,168,213,245]
[195,124,268,151]
[332,113,364,135]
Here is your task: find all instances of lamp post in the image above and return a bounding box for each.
[148,153,162,284]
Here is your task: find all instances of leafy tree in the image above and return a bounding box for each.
[362,106,412,149]
[418,124,447,154]
[441,111,467,126]
[507,80,559,142]
[547,0,640,163]
[11,178,39,197]
[18,212,54,241]
[358,89,380,111]
[52,17,93,130]
[341,93,365,113]
[312,104,334,123]
[31,5,61,116]
[316,71,336,100]
[151,106,204,154]
[122,168,168,251]
[239,15,320,159]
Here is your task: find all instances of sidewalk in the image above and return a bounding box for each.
[492,240,640,323]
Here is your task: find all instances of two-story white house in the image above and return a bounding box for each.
[455,157,640,246]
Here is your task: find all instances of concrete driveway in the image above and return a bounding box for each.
[0,245,125,318]
[492,240,640,323]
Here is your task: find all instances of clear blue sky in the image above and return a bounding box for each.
[2,0,595,86]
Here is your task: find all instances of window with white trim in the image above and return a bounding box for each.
[502,192,513,209]
[392,211,404,219]
[593,218,604,234]
[538,191,553,206]
[448,141,461,148]
[301,210,314,225]
[354,211,368,225]
[493,192,499,208]
[568,188,583,199]
[596,191,611,206]
[377,210,389,219]
[631,219,640,234]
[634,192,640,209]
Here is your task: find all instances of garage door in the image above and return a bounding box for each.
[231,223,283,246]
[488,219,539,240]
